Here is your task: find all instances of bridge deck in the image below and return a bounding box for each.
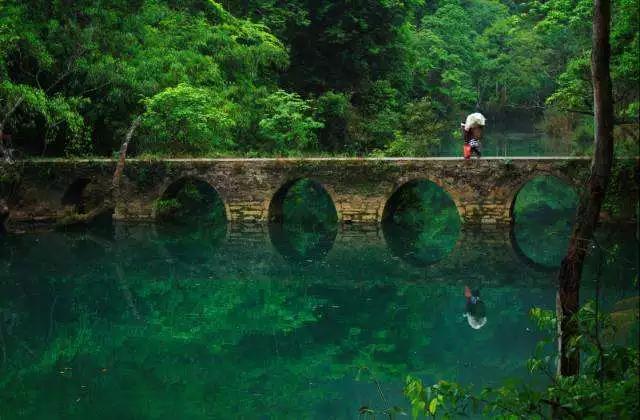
[15,156,594,163]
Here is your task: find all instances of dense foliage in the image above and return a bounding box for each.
[1,0,637,157]
[405,301,639,419]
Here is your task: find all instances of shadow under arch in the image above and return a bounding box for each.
[267,178,339,264]
[0,200,8,234]
[61,177,111,215]
[510,175,578,269]
[60,177,114,231]
[381,179,462,268]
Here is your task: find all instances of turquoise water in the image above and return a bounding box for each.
[437,130,575,157]
[0,179,637,419]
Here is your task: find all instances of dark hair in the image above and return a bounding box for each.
[463,129,471,143]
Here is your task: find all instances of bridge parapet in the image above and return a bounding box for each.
[2,157,635,229]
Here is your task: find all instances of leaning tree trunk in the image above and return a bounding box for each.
[112,116,141,194]
[556,0,614,377]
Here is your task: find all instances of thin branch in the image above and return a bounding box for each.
[565,108,594,116]
[80,81,112,96]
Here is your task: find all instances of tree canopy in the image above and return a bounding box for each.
[0,0,638,157]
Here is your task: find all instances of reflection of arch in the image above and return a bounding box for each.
[155,222,228,264]
[383,224,464,268]
[378,177,464,224]
[153,177,231,222]
[508,173,578,224]
[381,179,462,267]
[268,178,339,224]
[268,222,337,264]
[508,227,560,273]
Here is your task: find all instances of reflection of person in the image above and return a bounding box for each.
[461,113,486,159]
[464,285,487,329]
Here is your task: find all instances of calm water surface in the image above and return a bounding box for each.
[0,220,636,419]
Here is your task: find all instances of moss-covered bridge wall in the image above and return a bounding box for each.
[1,157,637,229]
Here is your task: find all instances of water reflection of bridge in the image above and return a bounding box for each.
[113,223,562,284]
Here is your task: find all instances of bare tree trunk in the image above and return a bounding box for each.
[112,115,141,193]
[556,0,614,377]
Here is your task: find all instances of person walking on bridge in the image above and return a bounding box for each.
[461,113,486,159]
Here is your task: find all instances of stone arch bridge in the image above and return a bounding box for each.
[5,157,633,229]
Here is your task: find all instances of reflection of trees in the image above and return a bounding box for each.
[269,222,337,263]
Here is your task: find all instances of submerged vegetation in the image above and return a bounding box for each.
[1,0,638,158]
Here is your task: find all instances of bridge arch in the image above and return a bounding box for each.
[378,177,464,225]
[61,177,92,213]
[60,177,112,219]
[508,171,579,223]
[153,176,231,223]
[267,177,341,224]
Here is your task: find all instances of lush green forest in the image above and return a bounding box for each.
[1,0,637,157]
